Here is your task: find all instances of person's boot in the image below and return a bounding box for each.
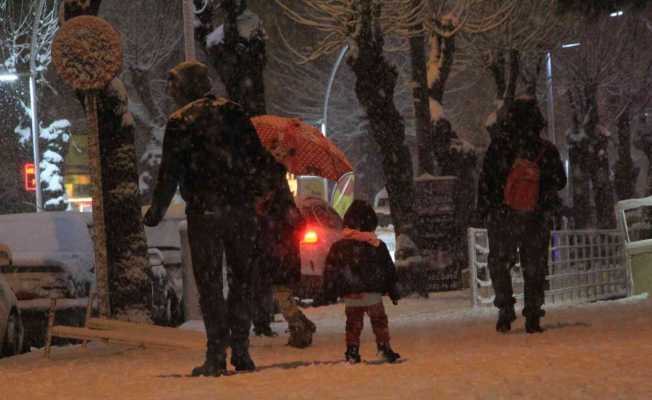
[377,342,400,363]
[524,308,545,334]
[525,315,544,333]
[345,345,361,364]
[496,306,517,333]
[191,352,227,377]
[287,315,316,348]
[231,347,256,372]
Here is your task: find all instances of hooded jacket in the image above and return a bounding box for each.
[477,99,567,216]
[323,201,399,303]
[149,95,280,217]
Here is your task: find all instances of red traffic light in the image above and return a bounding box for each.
[24,163,36,192]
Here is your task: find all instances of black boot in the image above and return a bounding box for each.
[377,343,400,363]
[231,348,256,372]
[345,345,361,364]
[524,308,545,334]
[496,307,516,333]
[191,353,227,377]
[496,306,517,333]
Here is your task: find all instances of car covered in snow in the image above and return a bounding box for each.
[142,204,186,326]
[0,211,182,328]
[0,212,94,312]
[0,244,25,357]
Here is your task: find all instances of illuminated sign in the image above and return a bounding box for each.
[24,163,36,192]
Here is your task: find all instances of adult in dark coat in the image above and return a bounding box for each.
[324,200,400,363]
[144,61,279,376]
[476,97,567,334]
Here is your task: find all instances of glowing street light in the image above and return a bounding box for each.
[0,73,18,82]
[610,11,624,17]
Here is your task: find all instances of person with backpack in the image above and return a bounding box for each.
[323,200,401,363]
[476,97,567,334]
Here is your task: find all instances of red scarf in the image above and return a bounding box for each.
[341,228,380,247]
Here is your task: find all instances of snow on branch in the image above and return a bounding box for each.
[0,0,59,72]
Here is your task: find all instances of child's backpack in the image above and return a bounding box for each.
[504,146,546,212]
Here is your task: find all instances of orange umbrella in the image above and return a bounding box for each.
[251,115,353,181]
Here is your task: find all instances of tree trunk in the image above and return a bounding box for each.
[63,0,152,321]
[348,0,417,239]
[427,30,456,171]
[584,87,615,228]
[486,50,519,140]
[409,25,433,175]
[97,80,152,321]
[614,105,636,200]
[569,145,592,228]
[195,0,267,117]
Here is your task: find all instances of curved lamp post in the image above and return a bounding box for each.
[321,45,349,136]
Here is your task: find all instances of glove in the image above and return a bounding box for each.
[392,299,399,306]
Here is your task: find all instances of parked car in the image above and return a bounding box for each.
[0,212,94,311]
[0,211,182,335]
[294,196,343,301]
[0,244,24,357]
[142,204,185,326]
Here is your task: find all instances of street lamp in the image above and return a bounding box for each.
[0,73,18,82]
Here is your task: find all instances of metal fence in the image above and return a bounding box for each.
[468,228,630,307]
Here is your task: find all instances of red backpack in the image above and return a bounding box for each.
[504,146,546,212]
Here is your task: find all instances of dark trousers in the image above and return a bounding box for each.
[487,208,551,317]
[187,208,257,360]
[345,302,390,346]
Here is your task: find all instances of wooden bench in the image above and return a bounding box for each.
[44,294,204,358]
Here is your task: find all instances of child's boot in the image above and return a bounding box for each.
[377,342,400,363]
[345,345,361,364]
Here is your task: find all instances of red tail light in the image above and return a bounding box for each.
[301,229,319,244]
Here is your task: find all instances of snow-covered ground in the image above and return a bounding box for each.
[2,291,652,399]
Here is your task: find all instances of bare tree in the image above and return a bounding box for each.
[266,37,418,201]
[274,0,420,250]
[605,14,652,200]
[0,0,67,212]
[194,0,267,116]
[416,0,515,174]
[99,0,182,202]
[464,0,572,138]
[555,14,634,228]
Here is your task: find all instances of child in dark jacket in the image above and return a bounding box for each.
[324,200,401,363]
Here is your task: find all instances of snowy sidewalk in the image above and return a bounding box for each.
[1,290,651,400]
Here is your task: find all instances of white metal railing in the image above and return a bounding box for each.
[468,228,629,307]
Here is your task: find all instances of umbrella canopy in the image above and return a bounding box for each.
[251,115,353,181]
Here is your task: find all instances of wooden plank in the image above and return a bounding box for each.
[86,318,205,341]
[50,325,205,350]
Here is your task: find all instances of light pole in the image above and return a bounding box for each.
[320,45,349,202]
[28,0,46,212]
